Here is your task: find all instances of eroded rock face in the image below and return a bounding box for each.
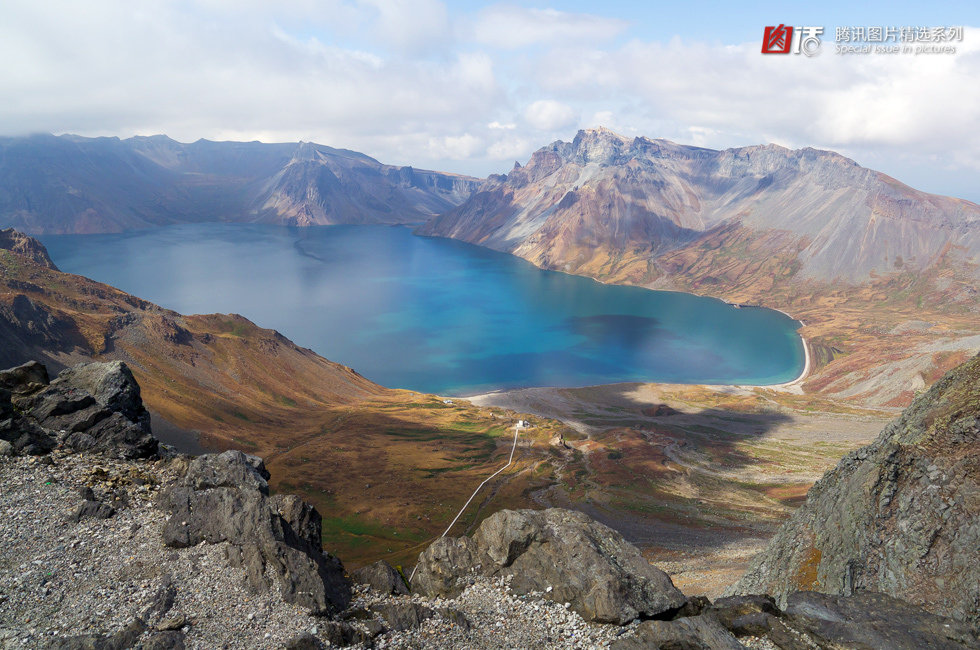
[0,360,158,458]
[731,353,980,628]
[412,508,686,625]
[161,450,352,616]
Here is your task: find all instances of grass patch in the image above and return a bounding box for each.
[320,514,425,554]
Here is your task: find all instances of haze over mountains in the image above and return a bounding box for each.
[0,134,479,233]
[420,127,980,286]
[6,128,976,298]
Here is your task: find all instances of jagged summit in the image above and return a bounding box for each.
[420,128,980,285]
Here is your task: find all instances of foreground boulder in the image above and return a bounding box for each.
[773,591,979,650]
[611,590,979,649]
[412,507,686,624]
[162,450,352,616]
[611,615,745,650]
[731,352,980,628]
[0,360,158,458]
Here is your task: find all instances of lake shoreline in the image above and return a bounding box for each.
[43,222,808,394]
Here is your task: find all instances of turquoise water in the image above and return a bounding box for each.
[41,224,804,395]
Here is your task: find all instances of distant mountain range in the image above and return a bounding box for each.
[420,127,980,286]
[0,134,479,233]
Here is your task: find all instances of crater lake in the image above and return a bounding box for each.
[41,224,805,395]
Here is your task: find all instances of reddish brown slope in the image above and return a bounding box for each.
[0,236,572,565]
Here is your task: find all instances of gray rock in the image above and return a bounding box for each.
[138,631,185,650]
[728,612,777,637]
[708,594,780,636]
[731,353,980,628]
[3,360,159,459]
[71,500,115,522]
[320,620,372,647]
[674,595,712,619]
[0,439,12,456]
[181,450,270,495]
[156,613,186,632]
[0,402,56,455]
[0,360,50,393]
[161,450,351,616]
[42,618,147,650]
[412,508,686,624]
[283,632,324,650]
[437,607,471,631]
[352,560,409,595]
[777,591,980,649]
[611,614,747,650]
[370,601,435,631]
[53,361,148,425]
[142,575,177,622]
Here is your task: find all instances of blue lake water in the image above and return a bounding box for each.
[41,224,804,395]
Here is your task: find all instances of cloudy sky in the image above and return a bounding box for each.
[2,1,978,201]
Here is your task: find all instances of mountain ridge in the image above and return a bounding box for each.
[0,133,481,233]
[419,127,980,285]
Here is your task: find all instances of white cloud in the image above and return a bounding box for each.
[470,5,627,49]
[532,30,980,191]
[524,100,577,131]
[356,0,450,54]
[0,2,976,200]
[486,135,535,160]
[427,133,483,159]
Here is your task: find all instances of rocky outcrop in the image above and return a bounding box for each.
[731,352,980,628]
[0,227,59,269]
[0,360,158,458]
[412,507,686,624]
[161,450,352,616]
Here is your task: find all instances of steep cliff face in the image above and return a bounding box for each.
[0,134,481,233]
[419,128,980,285]
[731,352,980,627]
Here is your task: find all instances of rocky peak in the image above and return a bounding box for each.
[567,127,633,166]
[731,352,980,628]
[0,359,157,458]
[0,228,59,270]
